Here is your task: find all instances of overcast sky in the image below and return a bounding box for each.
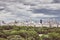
[0,0,60,22]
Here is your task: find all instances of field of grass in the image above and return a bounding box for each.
[0,25,60,40]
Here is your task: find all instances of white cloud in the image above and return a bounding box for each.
[0,0,60,22]
[0,10,16,20]
[31,13,58,17]
[40,0,53,3]
[31,4,60,10]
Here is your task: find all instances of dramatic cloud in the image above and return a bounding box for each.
[0,0,60,22]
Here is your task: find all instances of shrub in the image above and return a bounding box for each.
[0,38,8,40]
[7,35,25,40]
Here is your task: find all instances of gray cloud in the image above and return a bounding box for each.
[53,0,60,3]
[0,0,60,22]
[32,8,60,15]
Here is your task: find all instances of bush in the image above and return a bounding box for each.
[40,32,60,40]
[7,35,25,40]
[48,32,60,40]
[0,38,8,40]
